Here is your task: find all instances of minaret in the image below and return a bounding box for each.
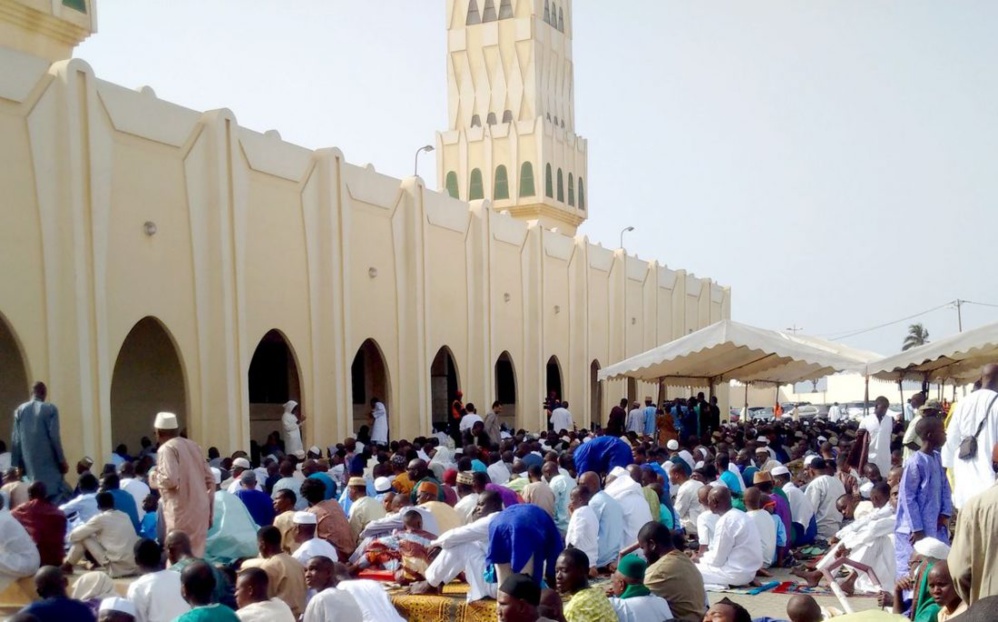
[0,0,95,61]
[437,0,588,235]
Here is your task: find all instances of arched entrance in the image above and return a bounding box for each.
[0,313,29,445]
[110,317,187,453]
[351,339,391,439]
[546,355,563,402]
[247,329,302,449]
[494,351,517,430]
[590,360,602,430]
[430,347,460,430]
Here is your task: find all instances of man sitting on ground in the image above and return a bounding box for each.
[64,491,139,577]
[693,487,763,588]
[176,561,240,622]
[290,511,339,565]
[127,538,191,622]
[0,493,41,594]
[497,573,558,622]
[606,554,672,622]
[239,526,306,618]
[301,556,363,621]
[555,548,615,622]
[233,567,295,622]
[11,482,67,567]
[18,566,96,621]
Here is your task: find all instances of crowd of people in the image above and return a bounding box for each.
[4,368,998,621]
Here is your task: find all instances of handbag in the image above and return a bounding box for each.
[958,394,998,460]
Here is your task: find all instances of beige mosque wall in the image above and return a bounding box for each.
[0,0,731,465]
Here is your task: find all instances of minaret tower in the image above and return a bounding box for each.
[436,0,587,234]
[0,0,95,61]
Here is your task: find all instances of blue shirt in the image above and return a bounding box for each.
[307,472,337,500]
[21,597,96,622]
[521,452,543,470]
[589,490,625,567]
[235,488,275,526]
[109,488,140,533]
[139,511,158,541]
[720,470,744,497]
[572,436,632,476]
[486,504,564,582]
[643,406,657,436]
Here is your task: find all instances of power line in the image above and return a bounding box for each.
[821,302,954,341]
[964,300,998,309]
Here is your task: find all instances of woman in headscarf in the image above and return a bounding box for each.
[281,400,305,460]
[71,570,117,617]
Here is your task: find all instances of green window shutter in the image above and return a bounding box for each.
[445,171,459,199]
[568,173,575,206]
[545,164,553,198]
[519,162,535,197]
[469,169,484,200]
[494,166,510,200]
[578,177,585,210]
[556,168,564,202]
[63,0,87,12]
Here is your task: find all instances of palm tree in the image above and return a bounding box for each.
[902,323,930,351]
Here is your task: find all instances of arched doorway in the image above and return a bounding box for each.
[546,355,563,402]
[247,329,302,450]
[494,351,517,430]
[110,317,187,453]
[589,360,602,430]
[430,347,460,430]
[351,339,391,439]
[0,313,29,446]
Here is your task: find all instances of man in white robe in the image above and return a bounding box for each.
[942,367,998,509]
[128,537,191,622]
[235,566,296,622]
[453,472,479,525]
[281,401,305,460]
[0,495,40,593]
[564,487,598,574]
[694,487,763,587]
[336,577,406,622]
[550,402,574,434]
[412,490,503,601]
[302,556,363,622]
[605,467,653,547]
[804,458,845,540]
[668,457,703,535]
[860,396,894,478]
[65,491,139,577]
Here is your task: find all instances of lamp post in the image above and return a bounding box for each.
[413,144,434,177]
[619,226,634,399]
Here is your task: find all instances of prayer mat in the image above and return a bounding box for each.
[705,580,780,596]
[389,583,496,622]
[771,581,877,598]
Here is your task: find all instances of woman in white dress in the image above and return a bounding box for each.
[282,400,305,459]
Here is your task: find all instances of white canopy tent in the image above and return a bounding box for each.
[598,320,878,390]
[866,321,998,384]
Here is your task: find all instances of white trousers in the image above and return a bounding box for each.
[425,542,496,602]
[696,562,754,588]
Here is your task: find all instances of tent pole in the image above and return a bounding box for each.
[864,375,870,416]
[897,378,906,422]
[743,382,750,430]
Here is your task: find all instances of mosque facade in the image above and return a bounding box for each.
[0,0,730,461]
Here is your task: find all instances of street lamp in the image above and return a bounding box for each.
[619,225,634,250]
[414,144,434,177]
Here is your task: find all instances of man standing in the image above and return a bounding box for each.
[949,442,998,606]
[368,397,388,448]
[149,412,214,558]
[626,402,644,435]
[484,402,503,447]
[861,396,894,478]
[693,487,763,588]
[550,402,574,434]
[607,399,628,437]
[642,398,657,438]
[896,417,952,580]
[943,364,998,509]
[828,402,843,423]
[11,382,70,502]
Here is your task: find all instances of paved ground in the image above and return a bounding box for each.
[708,567,884,619]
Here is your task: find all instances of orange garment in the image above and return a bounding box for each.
[151,437,215,558]
[392,473,414,496]
[308,499,355,562]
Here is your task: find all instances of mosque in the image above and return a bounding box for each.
[0,0,730,462]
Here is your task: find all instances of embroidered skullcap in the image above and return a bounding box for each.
[617,554,647,581]
[457,471,475,486]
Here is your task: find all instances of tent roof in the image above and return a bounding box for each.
[598,319,879,386]
[867,321,998,383]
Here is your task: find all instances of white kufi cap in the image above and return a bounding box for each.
[293,511,318,525]
[99,597,137,616]
[153,411,178,430]
[913,537,950,561]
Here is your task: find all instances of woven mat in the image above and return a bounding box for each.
[389,583,495,622]
[772,581,877,598]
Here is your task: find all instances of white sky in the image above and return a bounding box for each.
[76,1,998,356]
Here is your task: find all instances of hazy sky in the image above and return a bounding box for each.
[76,1,998,356]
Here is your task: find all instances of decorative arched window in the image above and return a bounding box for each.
[466,0,481,25]
[553,115,559,126]
[469,169,484,200]
[445,171,459,199]
[568,173,575,206]
[558,7,564,31]
[482,0,497,22]
[471,114,481,127]
[498,0,513,19]
[486,112,497,125]
[520,162,536,197]
[556,168,564,202]
[545,164,554,198]
[494,165,510,200]
[544,0,550,24]
[502,110,513,123]
[578,177,585,210]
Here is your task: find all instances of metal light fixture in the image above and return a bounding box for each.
[414,144,434,177]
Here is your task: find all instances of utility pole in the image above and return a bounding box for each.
[953,299,964,333]
[786,324,804,335]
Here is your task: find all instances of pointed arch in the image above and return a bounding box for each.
[568,173,575,206]
[578,177,585,210]
[494,165,509,200]
[0,311,30,434]
[445,171,459,199]
[466,0,481,25]
[498,0,513,19]
[556,168,564,202]
[495,351,517,429]
[469,168,484,200]
[431,346,461,428]
[110,316,188,450]
[248,328,303,444]
[546,355,563,403]
[351,338,392,439]
[545,163,554,198]
[519,162,535,197]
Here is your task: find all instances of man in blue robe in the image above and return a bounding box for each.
[11,382,70,503]
[486,503,563,587]
[573,436,632,477]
